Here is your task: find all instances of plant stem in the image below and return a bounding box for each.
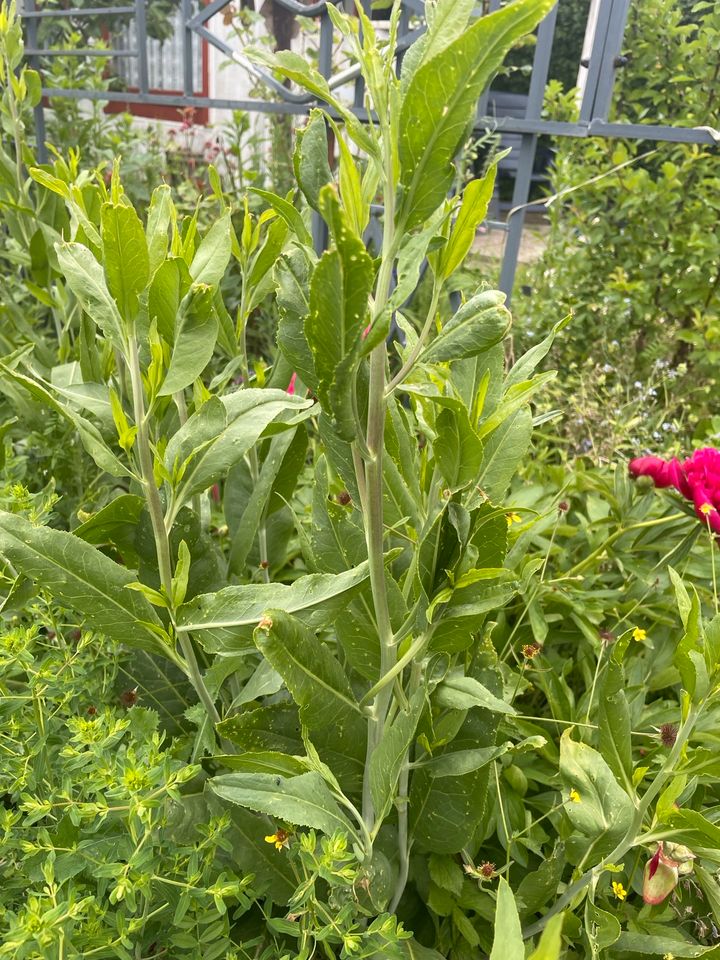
[237,284,270,582]
[390,660,421,912]
[127,337,220,725]
[360,179,399,836]
[385,282,441,394]
[565,512,687,578]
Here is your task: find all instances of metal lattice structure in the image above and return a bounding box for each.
[19,0,720,298]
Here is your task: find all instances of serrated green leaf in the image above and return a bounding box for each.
[0,511,167,654]
[178,563,371,652]
[399,0,556,227]
[254,609,362,729]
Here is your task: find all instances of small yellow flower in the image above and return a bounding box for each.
[506,512,522,526]
[632,627,647,642]
[569,787,581,803]
[663,954,675,960]
[264,828,291,851]
[612,880,627,901]
[700,502,713,516]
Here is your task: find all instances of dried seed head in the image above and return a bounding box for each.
[119,688,138,708]
[522,642,542,659]
[558,500,570,513]
[659,723,678,748]
[337,490,352,506]
[259,560,269,570]
[599,628,615,645]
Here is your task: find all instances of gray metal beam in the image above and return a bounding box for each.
[20,6,135,17]
[499,2,559,300]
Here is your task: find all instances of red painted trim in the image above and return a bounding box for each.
[105,90,210,125]
[105,0,212,125]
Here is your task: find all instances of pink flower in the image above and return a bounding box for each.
[629,448,720,533]
[287,372,297,396]
[642,842,695,905]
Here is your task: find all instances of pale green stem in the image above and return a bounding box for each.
[389,660,421,912]
[706,514,719,616]
[584,644,606,726]
[237,280,270,583]
[359,119,399,831]
[359,631,429,706]
[174,390,203,523]
[385,282,441,395]
[565,512,686,579]
[128,337,220,726]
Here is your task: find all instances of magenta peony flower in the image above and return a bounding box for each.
[629,448,720,533]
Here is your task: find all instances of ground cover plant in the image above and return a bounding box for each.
[4,1,720,958]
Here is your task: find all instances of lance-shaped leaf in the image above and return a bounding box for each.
[226,427,307,575]
[165,390,314,509]
[294,108,333,212]
[146,183,174,278]
[276,250,317,391]
[410,656,502,852]
[370,688,425,823]
[435,166,499,279]
[56,241,127,350]
[489,878,524,960]
[158,283,218,395]
[399,0,556,227]
[148,256,192,342]
[246,46,377,157]
[177,562,371,652]
[304,187,375,440]
[399,0,476,94]
[254,609,362,733]
[433,406,483,490]
[210,771,355,838]
[190,209,232,286]
[100,201,149,323]
[218,702,365,792]
[421,290,510,364]
[0,511,167,654]
[250,187,312,248]
[598,658,634,797]
[417,743,510,778]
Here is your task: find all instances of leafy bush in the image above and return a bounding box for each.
[522,0,720,430]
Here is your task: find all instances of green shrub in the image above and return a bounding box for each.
[522,0,720,429]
